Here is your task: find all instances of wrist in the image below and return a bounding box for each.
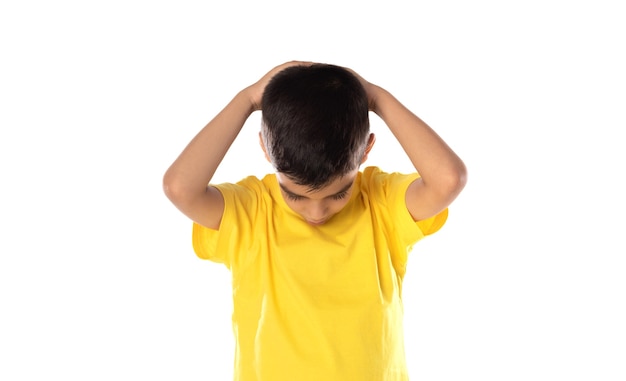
[368,85,384,115]
[237,87,259,115]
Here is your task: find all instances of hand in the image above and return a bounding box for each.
[343,66,379,112]
[246,60,313,111]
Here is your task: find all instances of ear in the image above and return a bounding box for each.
[259,132,272,163]
[360,133,376,164]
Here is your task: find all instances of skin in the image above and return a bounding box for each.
[277,171,359,226]
[262,133,375,226]
[163,61,467,230]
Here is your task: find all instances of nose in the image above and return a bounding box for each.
[306,201,328,221]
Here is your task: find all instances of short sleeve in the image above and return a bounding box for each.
[191,179,263,268]
[416,208,448,236]
[192,221,224,262]
[383,171,448,246]
[361,166,449,274]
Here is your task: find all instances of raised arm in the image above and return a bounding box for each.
[357,75,467,221]
[163,61,311,229]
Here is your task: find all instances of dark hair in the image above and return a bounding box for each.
[261,64,370,190]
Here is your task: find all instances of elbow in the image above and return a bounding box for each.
[163,168,211,215]
[441,161,468,199]
[162,170,187,206]
[453,162,468,195]
[454,161,468,190]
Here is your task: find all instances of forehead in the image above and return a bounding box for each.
[276,171,358,199]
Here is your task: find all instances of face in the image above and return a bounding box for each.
[276,170,359,226]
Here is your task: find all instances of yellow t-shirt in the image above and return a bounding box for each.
[193,166,447,381]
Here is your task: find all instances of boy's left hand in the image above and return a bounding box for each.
[342,66,379,112]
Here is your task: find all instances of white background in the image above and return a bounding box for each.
[1,1,625,380]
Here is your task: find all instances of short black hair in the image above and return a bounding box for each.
[261,63,370,190]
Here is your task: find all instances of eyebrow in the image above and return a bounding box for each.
[279,181,354,199]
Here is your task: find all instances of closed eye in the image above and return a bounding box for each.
[285,192,304,201]
[331,191,348,200]
[281,189,349,202]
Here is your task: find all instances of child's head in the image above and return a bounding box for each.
[260,63,371,190]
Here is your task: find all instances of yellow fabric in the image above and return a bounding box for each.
[192,166,447,381]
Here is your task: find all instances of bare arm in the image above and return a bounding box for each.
[163,61,311,229]
[162,91,252,229]
[366,82,467,221]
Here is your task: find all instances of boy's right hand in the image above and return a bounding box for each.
[164,60,313,231]
[246,60,313,111]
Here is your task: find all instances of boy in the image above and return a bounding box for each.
[163,61,467,381]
